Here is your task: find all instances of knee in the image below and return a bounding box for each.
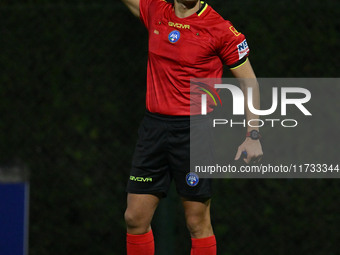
[124,208,142,228]
[124,208,150,233]
[186,214,212,237]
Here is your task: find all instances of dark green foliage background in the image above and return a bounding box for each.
[0,0,339,254]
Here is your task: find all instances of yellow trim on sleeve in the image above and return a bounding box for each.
[230,58,249,70]
[197,2,208,16]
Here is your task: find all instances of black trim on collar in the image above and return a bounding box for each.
[196,1,207,15]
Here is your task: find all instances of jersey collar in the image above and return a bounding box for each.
[170,1,208,21]
[196,1,208,17]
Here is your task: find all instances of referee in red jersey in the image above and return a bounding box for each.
[121,0,263,254]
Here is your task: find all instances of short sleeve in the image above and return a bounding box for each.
[217,24,250,69]
[140,0,168,29]
[139,0,152,29]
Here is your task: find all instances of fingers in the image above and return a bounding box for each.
[234,149,241,160]
[244,153,263,164]
[235,140,263,164]
[254,155,263,164]
[234,146,244,160]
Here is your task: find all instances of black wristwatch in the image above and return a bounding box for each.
[246,130,261,140]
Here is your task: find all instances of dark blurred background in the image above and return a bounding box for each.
[0,0,339,254]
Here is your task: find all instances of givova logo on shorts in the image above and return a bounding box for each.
[130,176,153,182]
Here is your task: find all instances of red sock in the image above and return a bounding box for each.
[126,230,154,255]
[191,235,217,255]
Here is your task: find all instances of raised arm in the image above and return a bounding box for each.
[121,0,140,17]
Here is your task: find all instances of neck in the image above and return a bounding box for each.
[174,0,201,18]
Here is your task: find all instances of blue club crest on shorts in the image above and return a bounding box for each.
[186,172,199,187]
[168,30,180,43]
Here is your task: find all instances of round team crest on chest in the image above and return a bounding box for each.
[168,30,180,43]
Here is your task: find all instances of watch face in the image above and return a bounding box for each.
[250,130,259,140]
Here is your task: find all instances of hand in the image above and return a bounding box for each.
[234,138,263,164]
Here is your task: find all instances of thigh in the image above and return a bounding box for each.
[127,193,161,218]
[182,197,214,238]
[127,114,172,196]
[167,119,213,199]
[125,193,161,234]
[181,197,211,218]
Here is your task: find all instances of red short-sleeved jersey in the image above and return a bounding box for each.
[140,0,250,115]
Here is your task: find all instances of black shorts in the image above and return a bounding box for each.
[127,110,212,199]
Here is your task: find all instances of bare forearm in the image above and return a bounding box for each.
[230,59,260,132]
[234,78,263,163]
[239,79,260,132]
